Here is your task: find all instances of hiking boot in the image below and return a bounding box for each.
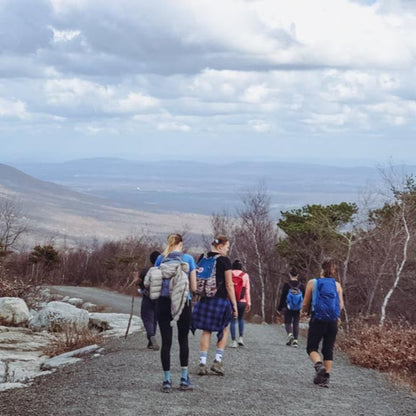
[230,340,238,348]
[179,376,194,391]
[161,379,172,393]
[319,373,330,388]
[292,339,298,348]
[210,360,225,376]
[286,333,294,346]
[313,362,327,385]
[197,363,208,376]
[150,336,160,351]
[238,337,244,346]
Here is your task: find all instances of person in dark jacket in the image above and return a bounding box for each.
[277,266,305,348]
[136,250,161,350]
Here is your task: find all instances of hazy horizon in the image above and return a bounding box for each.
[3,155,412,170]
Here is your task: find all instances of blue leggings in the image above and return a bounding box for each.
[230,302,247,340]
[141,295,158,341]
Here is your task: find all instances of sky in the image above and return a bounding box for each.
[1,0,416,166]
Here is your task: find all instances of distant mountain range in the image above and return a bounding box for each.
[3,158,415,248]
[11,157,397,214]
[0,163,211,248]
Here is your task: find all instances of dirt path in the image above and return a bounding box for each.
[1,288,414,416]
[47,286,142,315]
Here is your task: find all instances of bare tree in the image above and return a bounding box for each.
[0,197,29,296]
[0,198,28,254]
[235,184,281,322]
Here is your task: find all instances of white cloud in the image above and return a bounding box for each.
[50,27,81,43]
[0,98,29,119]
[157,122,191,132]
[241,85,270,104]
[117,93,159,113]
[44,78,160,116]
[1,0,416,163]
[249,119,271,132]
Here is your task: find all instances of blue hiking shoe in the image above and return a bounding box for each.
[161,379,172,393]
[179,376,194,391]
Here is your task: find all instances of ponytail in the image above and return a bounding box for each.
[162,233,183,257]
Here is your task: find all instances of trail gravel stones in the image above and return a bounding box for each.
[1,287,413,416]
[0,321,414,416]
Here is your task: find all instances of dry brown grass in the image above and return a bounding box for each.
[42,323,103,357]
[337,320,416,392]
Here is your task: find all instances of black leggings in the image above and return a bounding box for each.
[306,317,338,361]
[157,297,191,371]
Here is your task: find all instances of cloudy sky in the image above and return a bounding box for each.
[1,0,416,165]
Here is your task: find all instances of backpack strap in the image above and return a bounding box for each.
[311,278,318,312]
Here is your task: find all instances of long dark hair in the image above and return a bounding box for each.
[232,259,242,270]
[321,259,337,278]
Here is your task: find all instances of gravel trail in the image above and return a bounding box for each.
[1,288,414,416]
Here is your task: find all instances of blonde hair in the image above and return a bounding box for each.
[162,233,183,256]
[212,235,228,248]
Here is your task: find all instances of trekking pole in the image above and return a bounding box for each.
[124,294,135,339]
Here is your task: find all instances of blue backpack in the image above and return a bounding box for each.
[195,254,219,297]
[312,278,340,321]
[286,283,303,311]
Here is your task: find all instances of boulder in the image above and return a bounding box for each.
[89,313,143,337]
[67,298,83,307]
[0,298,30,326]
[28,301,89,332]
[40,344,101,371]
[82,302,99,312]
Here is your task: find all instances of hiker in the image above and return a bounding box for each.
[154,234,197,392]
[192,235,238,376]
[301,259,344,388]
[229,259,251,348]
[137,250,161,350]
[277,266,305,348]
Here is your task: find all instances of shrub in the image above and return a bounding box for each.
[337,319,416,391]
[42,323,103,357]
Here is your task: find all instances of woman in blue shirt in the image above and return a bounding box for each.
[155,233,196,392]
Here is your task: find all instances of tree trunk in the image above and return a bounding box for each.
[379,210,410,326]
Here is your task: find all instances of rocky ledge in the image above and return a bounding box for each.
[0,289,142,391]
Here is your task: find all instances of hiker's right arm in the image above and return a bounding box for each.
[301,280,314,315]
[189,269,196,293]
[277,283,288,311]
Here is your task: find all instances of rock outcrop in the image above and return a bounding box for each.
[0,298,30,326]
[28,301,89,332]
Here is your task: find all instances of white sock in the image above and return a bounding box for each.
[199,351,207,365]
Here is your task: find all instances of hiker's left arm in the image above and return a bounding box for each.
[225,269,238,317]
[244,273,251,311]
